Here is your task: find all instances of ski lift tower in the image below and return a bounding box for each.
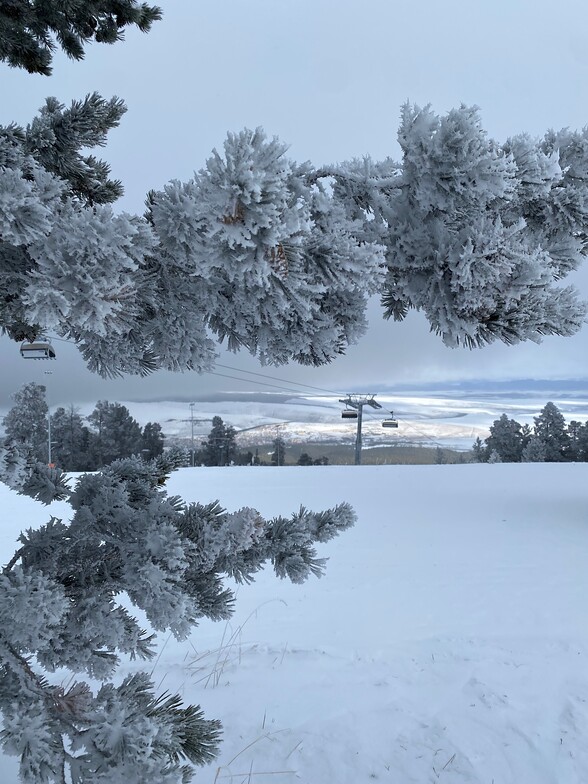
[339,394,382,465]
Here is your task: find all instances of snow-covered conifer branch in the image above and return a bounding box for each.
[3,103,587,376]
[0,1,162,76]
[0,456,355,781]
[0,440,70,504]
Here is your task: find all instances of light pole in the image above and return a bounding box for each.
[189,402,195,467]
[44,370,53,467]
[274,424,283,466]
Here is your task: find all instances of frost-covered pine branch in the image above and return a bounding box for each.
[0,439,70,505]
[372,103,588,347]
[0,1,162,76]
[0,456,355,782]
[3,101,588,376]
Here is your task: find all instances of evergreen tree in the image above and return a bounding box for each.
[575,422,588,461]
[88,401,143,466]
[372,104,587,348]
[522,435,548,462]
[297,452,329,466]
[50,405,95,471]
[532,402,571,462]
[566,420,583,461]
[2,382,48,463]
[201,417,238,466]
[271,435,286,466]
[141,421,165,460]
[471,436,487,463]
[164,444,191,469]
[521,423,532,454]
[485,413,524,462]
[234,450,254,466]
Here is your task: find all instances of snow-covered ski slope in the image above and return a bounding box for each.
[1,463,587,783]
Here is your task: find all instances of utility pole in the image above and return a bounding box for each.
[339,394,382,465]
[44,370,53,467]
[274,424,283,466]
[189,402,195,467]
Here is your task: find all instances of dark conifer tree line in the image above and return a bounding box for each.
[3,383,165,470]
[473,402,588,463]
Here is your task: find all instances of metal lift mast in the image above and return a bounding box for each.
[339,394,382,465]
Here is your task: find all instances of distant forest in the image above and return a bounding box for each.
[473,402,588,463]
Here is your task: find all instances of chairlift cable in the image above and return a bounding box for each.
[388,415,448,449]
[214,362,346,397]
[205,370,325,398]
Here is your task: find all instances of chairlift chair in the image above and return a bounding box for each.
[341,409,358,419]
[20,339,56,360]
[382,411,398,428]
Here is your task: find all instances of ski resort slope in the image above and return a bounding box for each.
[1,463,587,783]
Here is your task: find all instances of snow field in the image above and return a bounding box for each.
[1,463,587,783]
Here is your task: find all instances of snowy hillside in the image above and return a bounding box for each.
[1,463,587,783]
[45,387,588,453]
[4,383,588,453]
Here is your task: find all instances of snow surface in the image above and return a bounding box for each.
[1,463,588,783]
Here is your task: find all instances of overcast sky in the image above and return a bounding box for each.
[3,0,588,407]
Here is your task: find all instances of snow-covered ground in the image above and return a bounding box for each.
[1,463,587,783]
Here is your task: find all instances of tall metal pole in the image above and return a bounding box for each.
[189,402,195,467]
[44,370,52,466]
[354,403,363,465]
[276,424,281,466]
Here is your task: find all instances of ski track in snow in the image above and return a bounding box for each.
[1,463,587,783]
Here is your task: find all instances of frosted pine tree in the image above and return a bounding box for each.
[522,435,548,463]
[49,406,94,471]
[3,382,49,463]
[0,101,367,784]
[532,401,571,462]
[485,414,524,463]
